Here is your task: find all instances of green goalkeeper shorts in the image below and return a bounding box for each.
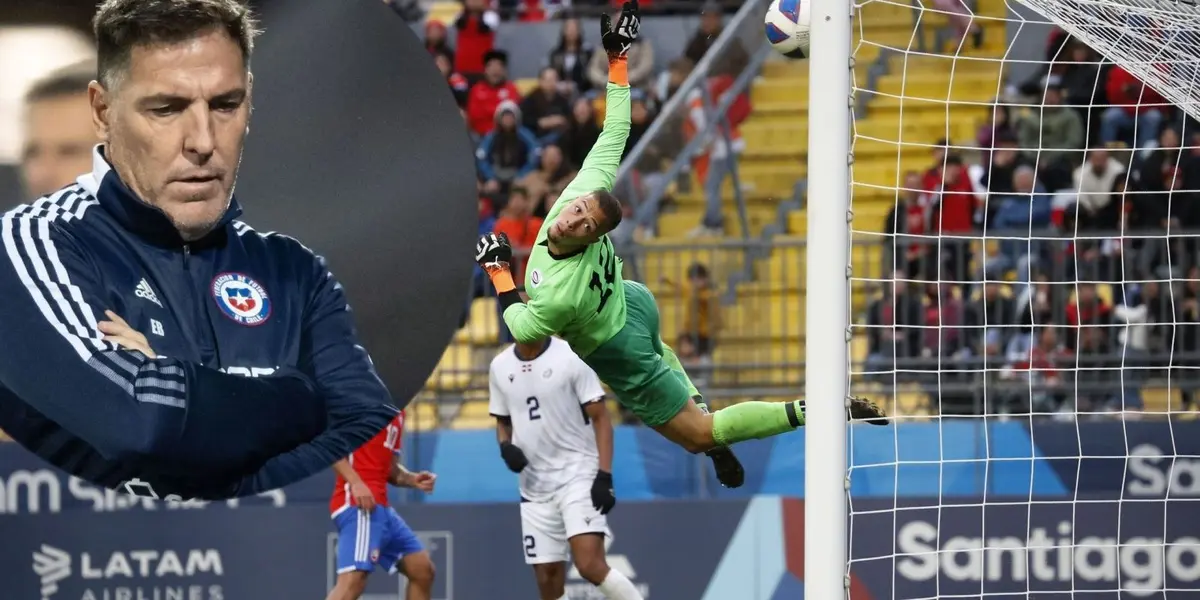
[582,280,692,427]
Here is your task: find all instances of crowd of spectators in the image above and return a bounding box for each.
[869,27,1200,417]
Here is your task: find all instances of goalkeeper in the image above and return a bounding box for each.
[475,0,887,489]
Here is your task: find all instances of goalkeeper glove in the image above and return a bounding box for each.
[601,0,640,60]
[475,232,516,293]
[499,441,529,473]
[591,470,616,514]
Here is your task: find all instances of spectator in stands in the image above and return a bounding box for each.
[884,171,933,279]
[864,272,925,381]
[662,263,721,357]
[562,96,602,170]
[453,0,500,76]
[1135,126,1182,193]
[921,284,967,360]
[927,154,979,280]
[466,50,523,136]
[1010,271,1055,359]
[547,16,595,95]
[674,333,712,393]
[1058,40,1102,141]
[424,20,454,64]
[979,132,1031,196]
[1062,148,1125,231]
[966,282,1016,361]
[683,0,749,78]
[989,165,1052,278]
[684,73,748,238]
[520,66,573,144]
[654,56,695,107]
[587,11,654,90]
[624,89,654,159]
[1176,267,1200,355]
[435,53,471,108]
[976,104,1013,150]
[1002,326,1072,414]
[19,59,99,199]
[1101,65,1167,149]
[518,143,576,218]
[931,0,983,48]
[476,101,541,196]
[492,186,543,284]
[1066,282,1113,350]
[1074,325,1120,413]
[1014,78,1083,191]
[1132,165,1188,279]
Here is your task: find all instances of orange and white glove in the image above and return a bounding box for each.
[601,0,640,86]
[474,232,515,293]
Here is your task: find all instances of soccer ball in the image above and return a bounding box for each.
[764,0,811,59]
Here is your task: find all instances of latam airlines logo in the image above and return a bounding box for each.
[211,272,271,326]
[33,545,70,599]
[31,545,225,600]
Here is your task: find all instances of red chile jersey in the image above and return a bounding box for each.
[330,411,404,516]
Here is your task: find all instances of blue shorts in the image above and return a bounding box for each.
[333,505,424,574]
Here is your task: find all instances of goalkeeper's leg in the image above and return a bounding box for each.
[659,340,745,489]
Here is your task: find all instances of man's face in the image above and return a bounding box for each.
[538,69,558,94]
[1043,87,1062,106]
[943,163,961,182]
[1089,149,1108,171]
[499,112,516,130]
[701,12,721,34]
[542,145,563,171]
[21,92,98,198]
[548,194,607,247]
[90,27,250,241]
[1014,170,1034,193]
[485,60,506,84]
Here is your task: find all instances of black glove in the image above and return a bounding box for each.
[475,232,512,268]
[601,0,640,59]
[499,441,528,473]
[590,470,616,514]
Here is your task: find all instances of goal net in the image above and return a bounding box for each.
[839,0,1200,596]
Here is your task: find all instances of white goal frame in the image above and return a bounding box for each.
[804,0,855,596]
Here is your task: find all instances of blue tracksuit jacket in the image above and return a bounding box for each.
[0,147,399,500]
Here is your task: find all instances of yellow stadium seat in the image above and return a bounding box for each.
[514,78,538,97]
[450,415,495,430]
[425,1,461,24]
[425,344,473,392]
[1142,387,1184,414]
[459,398,491,419]
[405,401,440,431]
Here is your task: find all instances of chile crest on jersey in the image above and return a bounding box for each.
[211,272,272,326]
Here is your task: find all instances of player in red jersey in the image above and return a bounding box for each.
[326,411,438,600]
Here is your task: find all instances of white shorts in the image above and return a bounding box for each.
[519,478,611,565]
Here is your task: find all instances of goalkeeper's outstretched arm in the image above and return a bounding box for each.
[551,53,633,211]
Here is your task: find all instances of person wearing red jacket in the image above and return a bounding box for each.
[926,154,980,281]
[466,50,523,136]
[453,0,499,76]
[1100,65,1168,149]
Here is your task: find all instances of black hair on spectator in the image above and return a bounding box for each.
[944,153,964,166]
[592,189,623,233]
[24,59,96,104]
[93,0,260,89]
[483,50,508,66]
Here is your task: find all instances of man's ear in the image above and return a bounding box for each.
[87,80,110,141]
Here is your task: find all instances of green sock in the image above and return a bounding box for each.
[711,400,805,446]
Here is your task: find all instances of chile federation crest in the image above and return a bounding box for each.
[211,272,272,326]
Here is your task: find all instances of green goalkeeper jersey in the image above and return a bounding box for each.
[502,83,631,357]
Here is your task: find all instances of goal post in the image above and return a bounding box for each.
[804,0,854,599]
[807,0,1200,596]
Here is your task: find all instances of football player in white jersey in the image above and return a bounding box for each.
[489,336,645,600]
